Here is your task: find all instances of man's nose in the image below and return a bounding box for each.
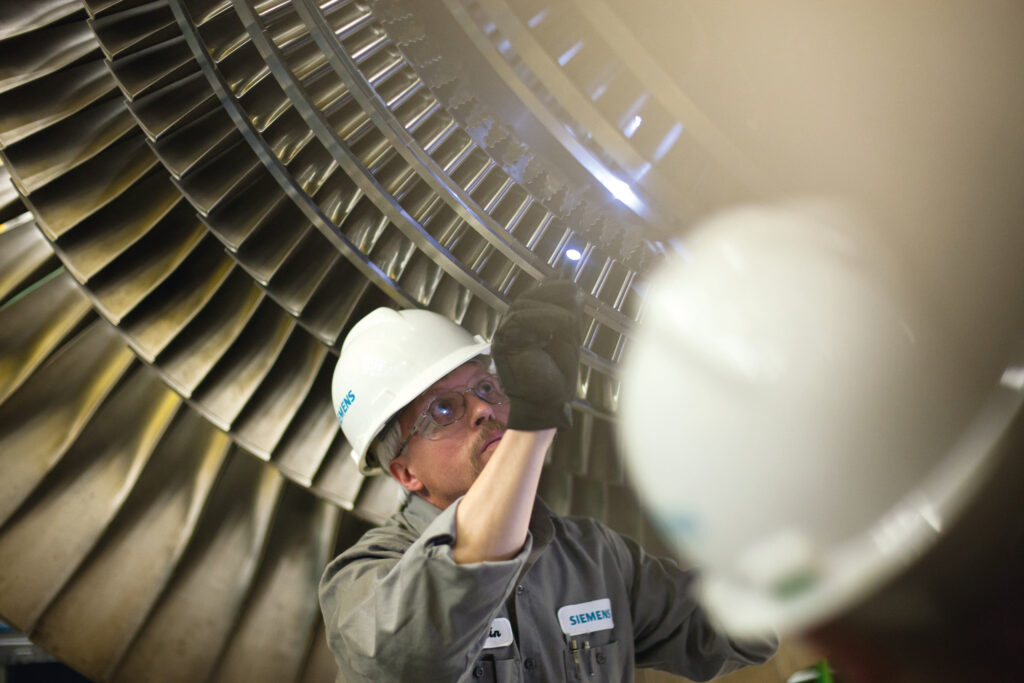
[467,392,497,426]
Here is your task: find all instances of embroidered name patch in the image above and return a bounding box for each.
[557,598,614,636]
[483,617,514,648]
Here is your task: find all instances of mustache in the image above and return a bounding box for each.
[473,419,506,455]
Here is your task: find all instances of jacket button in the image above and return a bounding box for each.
[596,651,606,664]
[473,665,484,677]
[516,584,525,595]
[523,658,536,670]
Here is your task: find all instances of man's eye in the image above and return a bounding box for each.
[430,395,460,422]
[478,377,505,401]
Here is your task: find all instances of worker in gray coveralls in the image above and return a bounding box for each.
[321,281,777,682]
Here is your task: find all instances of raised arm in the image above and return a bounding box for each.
[453,280,583,564]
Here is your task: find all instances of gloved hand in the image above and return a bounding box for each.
[492,280,583,431]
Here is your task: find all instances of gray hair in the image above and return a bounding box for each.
[369,417,403,475]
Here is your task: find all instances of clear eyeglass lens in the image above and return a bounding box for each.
[428,393,464,426]
[476,378,506,403]
[418,375,506,440]
[409,411,440,442]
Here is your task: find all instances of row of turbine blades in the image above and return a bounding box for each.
[0,0,668,680]
[0,0,657,532]
[0,216,380,683]
[402,0,767,231]
[0,213,661,683]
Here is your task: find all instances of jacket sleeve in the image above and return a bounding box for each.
[603,526,778,681]
[319,498,530,682]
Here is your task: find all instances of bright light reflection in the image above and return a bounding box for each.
[595,171,643,213]
[624,115,643,138]
[653,123,684,162]
[566,248,583,261]
[559,40,585,67]
[1001,366,1024,390]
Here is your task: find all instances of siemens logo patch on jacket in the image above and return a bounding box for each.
[568,609,612,626]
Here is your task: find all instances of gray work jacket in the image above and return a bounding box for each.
[319,494,776,682]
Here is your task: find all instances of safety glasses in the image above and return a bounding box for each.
[395,374,507,457]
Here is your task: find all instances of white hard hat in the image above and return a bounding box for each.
[618,202,1022,638]
[332,307,490,475]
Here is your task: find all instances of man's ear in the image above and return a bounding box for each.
[388,458,424,493]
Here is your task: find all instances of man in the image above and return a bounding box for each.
[321,281,777,682]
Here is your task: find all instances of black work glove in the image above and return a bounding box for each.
[492,280,583,431]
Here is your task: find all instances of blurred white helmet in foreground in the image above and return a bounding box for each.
[618,202,1023,638]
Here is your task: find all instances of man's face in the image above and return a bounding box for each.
[389,361,510,509]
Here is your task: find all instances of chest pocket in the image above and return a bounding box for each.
[562,639,624,682]
[467,656,522,683]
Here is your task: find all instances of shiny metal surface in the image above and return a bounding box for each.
[0,216,60,305]
[3,96,136,193]
[31,408,233,679]
[209,484,340,683]
[0,1,84,42]
[0,364,182,629]
[450,0,762,223]
[0,318,135,528]
[0,268,93,403]
[0,60,113,147]
[110,453,285,683]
